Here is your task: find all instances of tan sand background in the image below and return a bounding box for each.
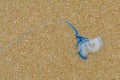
[0,0,120,80]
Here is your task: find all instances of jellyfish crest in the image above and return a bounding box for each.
[86,37,103,53]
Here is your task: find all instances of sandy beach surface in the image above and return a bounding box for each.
[0,0,120,80]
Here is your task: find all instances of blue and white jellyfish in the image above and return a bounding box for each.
[64,21,103,60]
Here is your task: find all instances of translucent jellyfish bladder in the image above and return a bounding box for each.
[64,21,103,60]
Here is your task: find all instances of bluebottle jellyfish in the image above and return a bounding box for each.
[63,21,103,60]
[0,20,103,60]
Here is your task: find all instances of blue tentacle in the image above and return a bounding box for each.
[65,21,79,37]
[65,21,88,43]
[64,21,89,60]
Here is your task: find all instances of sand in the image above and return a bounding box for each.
[0,0,120,80]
